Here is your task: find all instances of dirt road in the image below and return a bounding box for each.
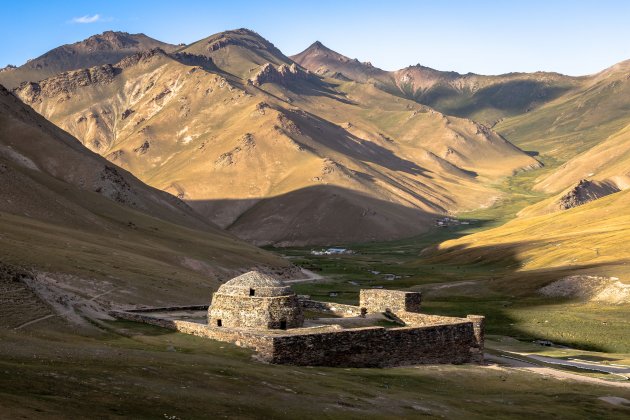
[486,354,630,389]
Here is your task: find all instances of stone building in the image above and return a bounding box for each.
[207,271,304,329]
[112,270,485,367]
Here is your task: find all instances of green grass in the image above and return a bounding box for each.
[1,320,629,419]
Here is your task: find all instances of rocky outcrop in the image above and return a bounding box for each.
[0,65,16,73]
[172,51,215,69]
[249,63,312,87]
[15,65,117,103]
[116,48,167,69]
[205,28,284,56]
[557,179,621,210]
[214,134,256,167]
[81,31,144,51]
[540,275,630,304]
[95,165,133,205]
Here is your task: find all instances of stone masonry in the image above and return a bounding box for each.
[111,271,485,367]
[360,289,422,313]
[208,271,304,329]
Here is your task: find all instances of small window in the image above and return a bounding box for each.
[249,288,255,296]
[216,319,222,327]
[280,320,287,330]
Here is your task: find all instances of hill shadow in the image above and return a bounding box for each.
[416,239,626,352]
[186,184,442,247]
[285,76,358,105]
[279,108,429,177]
[413,80,574,119]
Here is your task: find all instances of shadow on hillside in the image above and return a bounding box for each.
[415,80,574,118]
[418,239,624,352]
[186,185,442,247]
[281,108,429,177]
[286,74,358,105]
[171,52,223,74]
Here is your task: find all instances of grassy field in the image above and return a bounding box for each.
[1,319,629,419]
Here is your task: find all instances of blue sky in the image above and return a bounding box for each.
[2,0,630,75]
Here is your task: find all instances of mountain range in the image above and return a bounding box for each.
[2,27,630,267]
[5,29,542,246]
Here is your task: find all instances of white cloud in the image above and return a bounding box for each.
[71,14,102,24]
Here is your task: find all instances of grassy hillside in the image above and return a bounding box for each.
[496,60,630,162]
[393,66,579,125]
[535,122,630,193]
[433,189,630,281]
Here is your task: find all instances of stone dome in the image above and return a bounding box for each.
[217,271,293,297]
[224,271,284,287]
[208,271,304,330]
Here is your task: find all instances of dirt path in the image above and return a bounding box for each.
[13,314,56,330]
[486,354,630,389]
[88,288,118,302]
[524,354,630,378]
[284,268,326,284]
[431,280,478,289]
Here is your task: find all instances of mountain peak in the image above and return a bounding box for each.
[298,40,340,58]
[179,28,292,78]
[226,28,261,36]
[78,30,143,50]
[309,41,327,50]
[0,32,177,89]
[291,41,387,83]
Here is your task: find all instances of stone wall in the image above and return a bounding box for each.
[467,315,485,352]
[268,322,480,367]
[299,299,363,317]
[111,303,485,367]
[124,305,209,313]
[395,311,466,326]
[110,310,275,356]
[359,289,422,313]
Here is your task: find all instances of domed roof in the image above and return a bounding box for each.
[223,271,286,288]
[217,271,293,297]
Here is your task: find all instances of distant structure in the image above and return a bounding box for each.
[112,271,485,367]
[310,247,353,256]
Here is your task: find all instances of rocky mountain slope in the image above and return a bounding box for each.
[291,42,579,125]
[14,29,539,246]
[0,85,293,312]
[0,31,177,89]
